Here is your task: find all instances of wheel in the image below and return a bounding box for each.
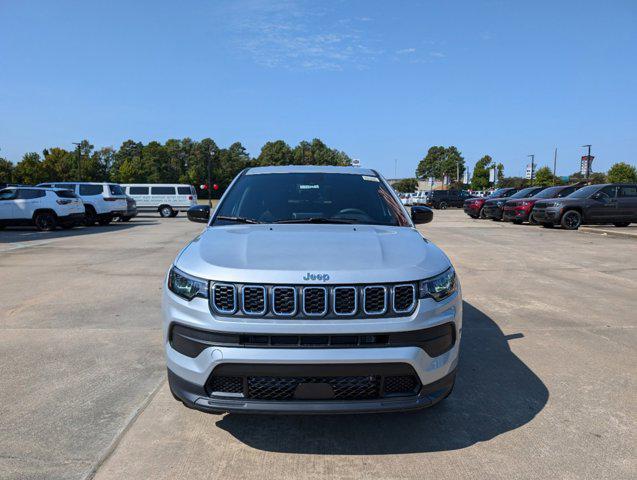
[159,206,173,218]
[541,222,554,228]
[120,216,131,222]
[98,216,112,226]
[613,222,630,227]
[560,210,582,230]
[529,213,538,225]
[438,201,447,210]
[479,207,487,219]
[34,212,57,231]
[469,214,478,219]
[169,211,179,218]
[83,207,97,226]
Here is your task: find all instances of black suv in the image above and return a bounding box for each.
[532,183,637,230]
[426,189,475,209]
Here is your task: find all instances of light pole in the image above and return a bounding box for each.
[553,148,558,185]
[527,154,535,185]
[72,142,81,180]
[207,148,213,208]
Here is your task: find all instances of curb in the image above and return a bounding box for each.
[579,227,637,240]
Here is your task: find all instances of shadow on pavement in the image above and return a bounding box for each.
[215,301,548,454]
[0,218,158,244]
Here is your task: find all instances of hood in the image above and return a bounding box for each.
[534,197,581,208]
[175,224,451,284]
[506,198,538,206]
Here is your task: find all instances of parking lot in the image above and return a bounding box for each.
[1,210,635,480]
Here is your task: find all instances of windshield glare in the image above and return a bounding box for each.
[488,188,510,198]
[509,187,542,199]
[214,172,410,226]
[567,185,602,198]
[534,186,563,199]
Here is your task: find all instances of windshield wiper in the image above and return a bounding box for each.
[215,215,261,224]
[275,217,359,224]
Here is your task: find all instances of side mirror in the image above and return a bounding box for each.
[411,206,433,225]
[187,205,210,223]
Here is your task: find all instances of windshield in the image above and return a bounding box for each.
[213,172,410,226]
[488,188,511,198]
[509,187,543,199]
[534,186,563,199]
[566,185,602,198]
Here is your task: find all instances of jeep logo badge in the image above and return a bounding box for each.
[303,272,330,282]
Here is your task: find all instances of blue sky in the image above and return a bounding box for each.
[1,0,636,178]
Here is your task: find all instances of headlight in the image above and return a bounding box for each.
[167,266,208,300]
[549,202,563,208]
[419,268,457,301]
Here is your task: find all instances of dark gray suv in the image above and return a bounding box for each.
[532,183,637,230]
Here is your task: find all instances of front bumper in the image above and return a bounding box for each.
[532,207,560,224]
[502,207,530,222]
[482,204,504,219]
[163,283,462,414]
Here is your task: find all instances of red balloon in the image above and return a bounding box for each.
[213,184,219,191]
[201,184,208,190]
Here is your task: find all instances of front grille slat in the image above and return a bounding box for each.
[393,285,415,313]
[212,283,236,314]
[302,287,327,316]
[333,287,357,315]
[242,286,266,315]
[272,287,297,316]
[363,286,387,315]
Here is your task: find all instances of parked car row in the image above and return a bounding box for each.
[463,183,637,230]
[0,182,199,231]
[399,189,476,209]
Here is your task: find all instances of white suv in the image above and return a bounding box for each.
[164,166,461,414]
[38,182,127,225]
[0,187,85,231]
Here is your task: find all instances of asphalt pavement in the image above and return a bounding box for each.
[0,211,635,480]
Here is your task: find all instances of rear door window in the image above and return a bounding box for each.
[0,189,17,200]
[79,184,104,196]
[55,190,78,199]
[108,184,124,196]
[151,187,176,195]
[618,185,637,197]
[177,187,191,195]
[16,189,46,199]
[129,186,149,195]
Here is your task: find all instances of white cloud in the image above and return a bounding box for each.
[396,48,416,54]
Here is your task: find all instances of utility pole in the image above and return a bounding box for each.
[553,148,558,185]
[527,154,535,185]
[581,144,592,180]
[207,149,213,208]
[72,142,81,181]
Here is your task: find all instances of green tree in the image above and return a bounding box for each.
[471,155,493,190]
[392,178,418,193]
[13,152,47,185]
[533,166,562,187]
[0,157,14,183]
[589,172,607,183]
[498,176,528,188]
[606,162,637,183]
[291,139,351,166]
[258,140,294,166]
[416,146,465,181]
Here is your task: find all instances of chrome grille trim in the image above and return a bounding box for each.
[363,286,387,315]
[332,286,357,316]
[241,285,267,315]
[392,284,416,313]
[302,286,328,316]
[211,283,237,314]
[271,286,297,316]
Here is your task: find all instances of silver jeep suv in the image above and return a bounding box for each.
[163,166,461,414]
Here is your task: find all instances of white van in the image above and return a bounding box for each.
[121,184,198,217]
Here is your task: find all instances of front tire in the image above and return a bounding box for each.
[34,212,57,231]
[529,213,538,225]
[98,216,112,226]
[159,206,173,218]
[614,222,630,227]
[83,207,97,226]
[541,222,554,228]
[169,211,179,218]
[561,210,582,230]
[479,207,487,219]
[120,216,132,222]
[438,201,447,210]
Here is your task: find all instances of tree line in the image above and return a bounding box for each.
[0,138,352,195]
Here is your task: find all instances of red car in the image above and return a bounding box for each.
[502,184,580,224]
[463,188,518,219]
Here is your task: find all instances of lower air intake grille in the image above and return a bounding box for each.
[384,375,419,394]
[208,376,243,394]
[247,376,380,400]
